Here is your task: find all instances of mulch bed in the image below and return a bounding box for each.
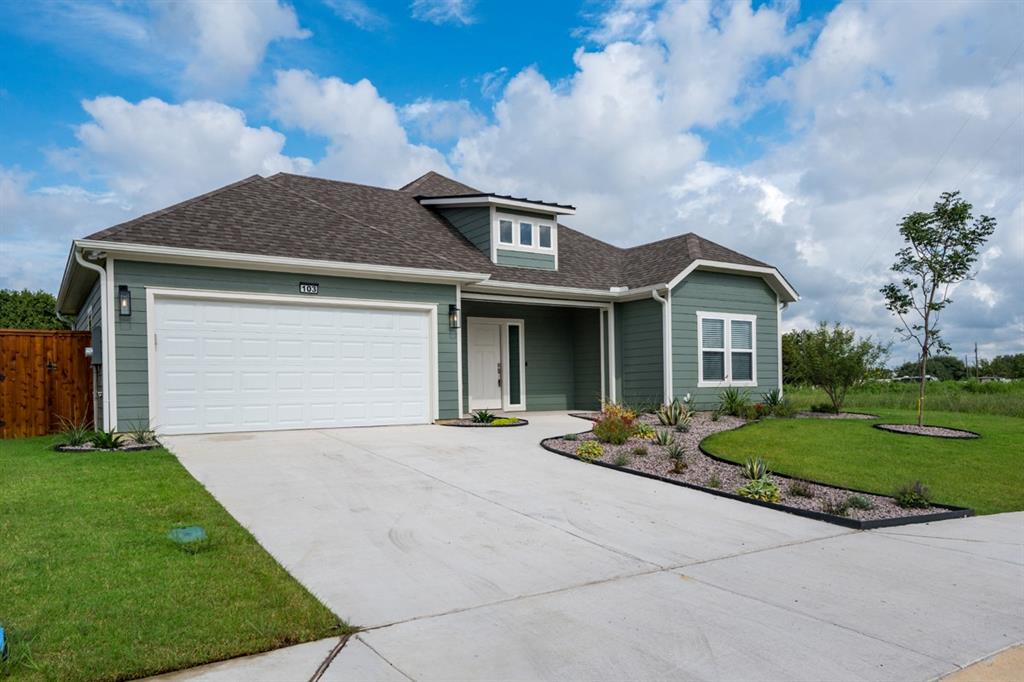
[797,411,878,420]
[437,418,529,427]
[55,440,161,452]
[542,413,972,528]
[874,423,980,439]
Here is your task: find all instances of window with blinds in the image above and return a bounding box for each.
[697,312,757,386]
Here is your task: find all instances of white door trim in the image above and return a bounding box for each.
[145,286,440,430]
[466,316,527,412]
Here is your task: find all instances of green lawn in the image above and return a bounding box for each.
[702,409,1024,515]
[0,437,348,682]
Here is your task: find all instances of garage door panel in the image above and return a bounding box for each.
[154,297,432,434]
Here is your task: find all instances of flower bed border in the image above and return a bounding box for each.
[54,443,162,453]
[541,419,973,529]
[797,411,879,420]
[872,423,980,439]
[437,418,529,428]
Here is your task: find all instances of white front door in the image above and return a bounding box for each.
[467,320,502,409]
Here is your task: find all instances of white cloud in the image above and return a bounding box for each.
[411,0,476,26]
[267,69,450,187]
[401,99,486,144]
[324,0,389,31]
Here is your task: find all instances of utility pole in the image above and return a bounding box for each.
[975,342,980,380]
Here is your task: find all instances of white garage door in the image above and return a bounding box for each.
[152,296,433,435]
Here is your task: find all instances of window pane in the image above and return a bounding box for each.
[703,351,725,381]
[701,318,724,349]
[499,220,513,244]
[538,225,551,248]
[732,320,753,350]
[732,352,753,381]
[519,222,533,245]
[508,326,521,405]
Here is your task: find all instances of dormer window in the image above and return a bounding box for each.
[499,220,513,244]
[519,222,533,245]
[539,225,551,248]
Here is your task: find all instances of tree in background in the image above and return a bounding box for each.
[983,354,1024,379]
[894,355,967,381]
[781,331,804,385]
[880,191,996,425]
[0,289,70,329]
[789,322,888,412]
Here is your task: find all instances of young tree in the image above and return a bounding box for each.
[880,191,996,425]
[790,322,888,412]
[0,289,70,329]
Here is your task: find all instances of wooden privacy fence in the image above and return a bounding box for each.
[0,329,94,439]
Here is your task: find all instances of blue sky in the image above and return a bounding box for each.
[1,0,1021,362]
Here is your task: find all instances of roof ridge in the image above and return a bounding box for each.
[269,172,409,195]
[267,176,473,272]
[85,175,264,241]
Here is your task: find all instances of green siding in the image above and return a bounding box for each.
[618,298,663,408]
[671,270,779,409]
[460,301,600,412]
[111,260,459,426]
[437,207,490,255]
[495,249,556,271]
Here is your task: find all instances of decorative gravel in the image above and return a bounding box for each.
[545,412,949,521]
[437,418,528,427]
[55,439,161,452]
[875,423,979,439]
[797,411,878,420]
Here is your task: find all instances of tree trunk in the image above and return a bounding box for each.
[918,328,928,427]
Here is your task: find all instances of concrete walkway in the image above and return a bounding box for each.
[159,413,1024,681]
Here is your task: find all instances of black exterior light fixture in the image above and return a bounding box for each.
[118,285,131,317]
[448,304,460,329]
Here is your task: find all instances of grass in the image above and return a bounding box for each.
[783,380,1024,418]
[702,409,1024,515]
[0,436,348,681]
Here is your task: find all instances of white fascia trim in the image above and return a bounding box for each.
[74,240,492,286]
[420,196,576,215]
[464,279,614,301]
[461,292,610,309]
[73,249,111,431]
[668,260,799,303]
[696,311,758,388]
[145,287,441,428]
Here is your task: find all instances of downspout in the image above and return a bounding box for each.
[74,248,111,431]
[778,300,789,397]
[651,286,673,405]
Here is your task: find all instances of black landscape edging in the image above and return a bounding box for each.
[872,423,981,439]
[542,421,973,529]
[438,419,529,428]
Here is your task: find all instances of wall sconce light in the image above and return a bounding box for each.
[118,285,131,317]
[448,304,460,329]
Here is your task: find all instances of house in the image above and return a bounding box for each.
[56,171,798,435]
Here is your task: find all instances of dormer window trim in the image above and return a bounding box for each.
[491,210,558,267]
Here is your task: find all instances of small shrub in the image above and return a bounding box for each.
[631,445,649,457]
[741,456,770,480]
[711,409,721,422]
[674,415,692,432]
[90,430,125,450]
[563,433,578,441]
[653,429,674,446]
[737,478,781,503]
[666,442,686,461]
[719,387,751,417]
[787,480,815,498]
[821,498,851,516]
[761,388,784,409]
[593,403,637,444]
[633,423,656,440]
[894,481,931,508]
[489,417,519,426]
[671,458,688,473]
[58,413,94,446]
[576,440,604,462]
[772,399,798,418]
[613,452,631,467]
[847,495,874,510]
[471,409,496,423]
[126,421,158,445]
[706,473,722,488]
[741,404,760,421]
[601,402,638,422]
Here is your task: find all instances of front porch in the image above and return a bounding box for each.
[459,298,611,415]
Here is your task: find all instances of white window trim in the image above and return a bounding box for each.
[491,211,558,258]
[696,311,757,388]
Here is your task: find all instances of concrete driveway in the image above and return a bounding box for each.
[162,413,1024,681]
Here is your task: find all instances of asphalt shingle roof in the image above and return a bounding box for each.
[84,171,780,291]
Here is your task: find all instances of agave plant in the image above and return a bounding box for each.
[90,429,125,450]
[741,456,770,480]
[666,442,686,461]
[653,429,674,446]
[656,399,690,426]
[719,387,750,417]
[58,412,94,446]
[471,409,496,424]
[760,388,784,409]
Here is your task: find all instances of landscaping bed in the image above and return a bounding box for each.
[797,411,877,420]
[438,417,528,427]
[874,423,979,438]
[543,411,972,528]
